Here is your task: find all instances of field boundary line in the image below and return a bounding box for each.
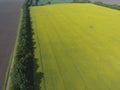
[2,50,13,90]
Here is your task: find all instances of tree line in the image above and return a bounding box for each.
[93,1,120,10]
[73,0,91,3]
[10,0,34,90]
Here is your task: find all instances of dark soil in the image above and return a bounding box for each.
[0,0,23,89]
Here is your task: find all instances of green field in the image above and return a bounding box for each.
[35,0,88,5]
[39,0,72,4]
[30,3,120,90]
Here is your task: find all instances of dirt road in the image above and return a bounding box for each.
[0,0,23,89]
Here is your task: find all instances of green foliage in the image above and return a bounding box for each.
[93,1,120,10]
[10,0,34,90]
[73,0,91,3]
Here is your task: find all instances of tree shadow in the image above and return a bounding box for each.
[30,17,44,90]
[32,32,44,90]
[34,58,44,90]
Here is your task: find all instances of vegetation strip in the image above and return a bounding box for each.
[10,0,34,90]
[93,1,120,10]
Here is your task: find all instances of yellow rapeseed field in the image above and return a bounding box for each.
[30,3,120,90]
